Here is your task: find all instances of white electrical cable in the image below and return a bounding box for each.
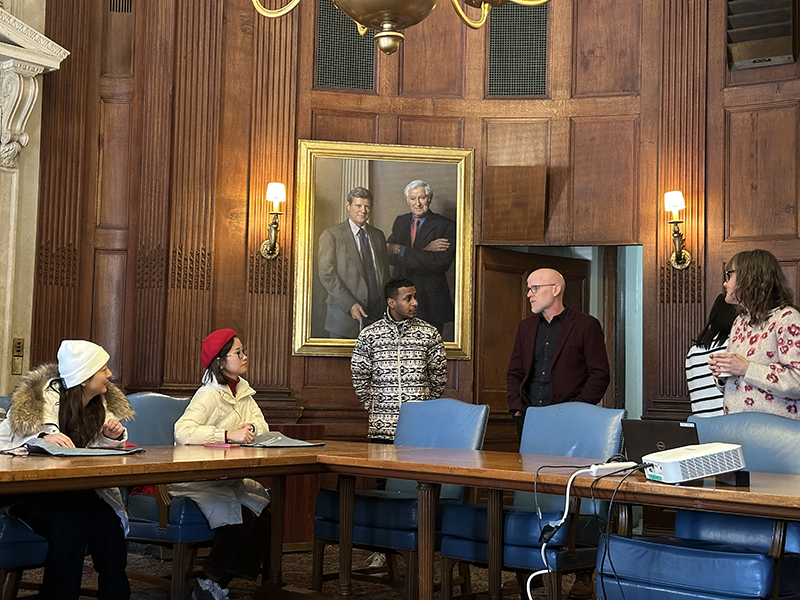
[526,467,592,600]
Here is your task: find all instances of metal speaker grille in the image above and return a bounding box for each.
[316,0,375,90]
[488,2,548,96]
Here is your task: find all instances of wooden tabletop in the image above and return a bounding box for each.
[317,444,800,521]
[3,440,800,519]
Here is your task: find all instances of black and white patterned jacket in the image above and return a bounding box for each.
[351,311,447,441]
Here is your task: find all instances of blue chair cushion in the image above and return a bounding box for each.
[597,534,800,598]
[505,543,601,572]
[0,513,47,568]
[313,519,436,551]
[315,487,456,531]
[505,508,602,548]
[676,510,800,555]
[594,576,800,600]
[127,494,215,543]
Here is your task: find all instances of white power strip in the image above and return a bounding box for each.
[589,461,638,477]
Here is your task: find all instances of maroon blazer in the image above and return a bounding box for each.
[506,305,610,413]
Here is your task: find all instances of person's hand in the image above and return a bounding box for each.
[709,352,749,378]
[43,432,75,448]
[102,418,125,440]
[350,303,368,321]
[226,424,255,444]
[423,238,450,252]
[387,243,401,256]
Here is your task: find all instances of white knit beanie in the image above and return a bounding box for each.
[57,340,110,388]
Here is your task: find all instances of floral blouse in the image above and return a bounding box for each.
[722,306,800,419]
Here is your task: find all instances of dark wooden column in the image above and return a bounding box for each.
[644,0,708,418]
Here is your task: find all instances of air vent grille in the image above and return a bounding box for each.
[110,0,132,13]
[488,2,548,97]
[316,0,375,90]
[727,0,795,69]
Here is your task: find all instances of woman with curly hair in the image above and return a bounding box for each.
[709,249,800,419]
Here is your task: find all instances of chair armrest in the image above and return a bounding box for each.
[155,484,172,531]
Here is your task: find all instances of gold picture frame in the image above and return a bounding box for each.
[293,140,473,359]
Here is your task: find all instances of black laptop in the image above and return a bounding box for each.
[621,419,700,463]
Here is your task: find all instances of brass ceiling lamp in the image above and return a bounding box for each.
[252,0,550,55]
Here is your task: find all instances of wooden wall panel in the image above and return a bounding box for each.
[32,0,93,365]
[97,101,131,228]
[129,1,175,390]
[163,0,224,391]
[244,2,299,394]
[398,117,464,148]
[93,252,127,371]
[726,105,798,240]
[570,117,638,243]
[573,0,641,97]
[482,119,549,243]
[311,110,378,143]
[400,5,466,98]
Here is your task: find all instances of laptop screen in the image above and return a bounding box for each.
[621,419,699,463]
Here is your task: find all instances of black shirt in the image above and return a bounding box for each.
[522,309,565,407]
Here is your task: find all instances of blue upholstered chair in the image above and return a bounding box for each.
[440,403,625,600]
[0,395,49,598]
[311,398,490,599]
[596,412,800,600]
[123,392,216,600]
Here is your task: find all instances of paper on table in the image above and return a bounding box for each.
[242,432,324,448]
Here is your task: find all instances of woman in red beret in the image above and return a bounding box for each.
[168,329,271,600]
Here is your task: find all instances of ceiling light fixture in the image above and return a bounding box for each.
[252,0,550,55]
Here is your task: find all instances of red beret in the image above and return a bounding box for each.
[201,329,237,370]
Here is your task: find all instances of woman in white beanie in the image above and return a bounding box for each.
[169,329,271,600]
[0,340,133,600]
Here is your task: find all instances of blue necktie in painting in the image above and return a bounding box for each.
[410,217,420,247]
[358,228,382,323]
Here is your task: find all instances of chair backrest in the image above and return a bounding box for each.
[0,396,11,421]
[393,398,489,450]
[688,412,800,475]
[124,392,191,446]
[520,403,625,458]
[686,412,800,552]
[388,398,490,497]
[515,403,625,511]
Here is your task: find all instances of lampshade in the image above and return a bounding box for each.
[267,182,286,212]
[664,190,685,213]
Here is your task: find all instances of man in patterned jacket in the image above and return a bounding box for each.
[351,277,447,442]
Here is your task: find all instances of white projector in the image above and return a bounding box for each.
[642,442,745,484]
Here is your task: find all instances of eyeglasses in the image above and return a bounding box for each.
[226,348,248,359]
[526,283,557,294]
[724,270,735,282]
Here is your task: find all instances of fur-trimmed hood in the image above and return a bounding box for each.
[9,363,134,437]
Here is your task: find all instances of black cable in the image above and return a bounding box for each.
[598,467,644,600]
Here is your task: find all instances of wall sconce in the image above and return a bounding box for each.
[664,190,691,270]
[260,182,286,260]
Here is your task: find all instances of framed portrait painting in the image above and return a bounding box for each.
[292,140,473,359]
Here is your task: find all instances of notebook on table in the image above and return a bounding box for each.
[621,419,699,463]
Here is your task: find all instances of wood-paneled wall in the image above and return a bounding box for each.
[29,0,800,441]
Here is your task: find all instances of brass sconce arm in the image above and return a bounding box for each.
[260,213,281,260]
[260,182,286,260]
[669,218,691,269]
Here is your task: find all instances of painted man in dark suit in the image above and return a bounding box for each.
[317,187,390,339]
[386,180,456,334]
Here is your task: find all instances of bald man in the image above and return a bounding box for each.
[506,268,610,441]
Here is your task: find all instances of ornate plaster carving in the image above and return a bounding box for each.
[0,59,39,168]
[0,9,67,169]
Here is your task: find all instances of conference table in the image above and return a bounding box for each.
[2,443,800,600]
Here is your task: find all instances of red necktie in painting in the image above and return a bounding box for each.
[410,217,420,247]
